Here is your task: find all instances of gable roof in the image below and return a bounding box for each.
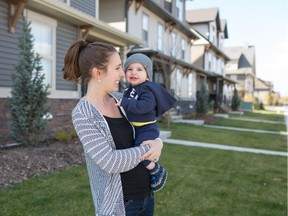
[238,54,252,68]
[224,46,256,72]
[142,0,199,40]
[255,78,273,90]
[186,7,219,23]
[220,19,228,38]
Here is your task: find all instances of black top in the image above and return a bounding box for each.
[104,115,150,200]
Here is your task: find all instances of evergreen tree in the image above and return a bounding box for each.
[231,88,241,111]
[196,82,209,116]
[9,17,49,146]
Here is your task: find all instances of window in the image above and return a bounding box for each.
[157,23,164,51]
[188,73,193,97]
[176,0,183,21]
[142,13,149,44]
[171,32,176,57]
[207,52,211,70]
[181,38,185,60]
[175,69,182,96]
[171,69,182,96]
[25,10,57,89]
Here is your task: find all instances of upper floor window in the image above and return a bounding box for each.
[157,23,164,51]
[226,62,238,70]
[25,10,57,89]
[142,13,149,44]
[181,38,185,60]
[207,52,212,71]
[176,0,183,21]
[164,0,172,12]
[171,32,176,57]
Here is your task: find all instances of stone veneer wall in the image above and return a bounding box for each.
[0,98,78,145]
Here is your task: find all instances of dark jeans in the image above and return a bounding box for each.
[124,192,154,216]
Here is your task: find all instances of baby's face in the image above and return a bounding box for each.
[125,62,148,86]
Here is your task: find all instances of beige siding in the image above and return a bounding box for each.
[99,0,126,22]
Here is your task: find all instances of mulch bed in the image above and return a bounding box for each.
[0,139,85,190]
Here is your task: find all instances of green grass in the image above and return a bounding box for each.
[0,166,95,216]
[155,144,287,216]
[1,110,287,215]
[206,118,286,132]
[1,145,287,216]
[160,123,287,152]
[230,110,285,122]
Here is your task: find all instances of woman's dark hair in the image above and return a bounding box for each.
[62,39,117,83]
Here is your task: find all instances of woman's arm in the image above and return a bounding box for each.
[72,110,149,174]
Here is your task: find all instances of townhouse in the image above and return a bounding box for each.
[99,0,214,115]
[186,7,236,111]
[254,78,278,105]
[224,45,256,103]
[0,0,236,144]
[0,0,143,144]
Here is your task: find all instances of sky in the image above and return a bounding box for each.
[185,0,288,97]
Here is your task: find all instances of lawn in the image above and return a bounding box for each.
[160,123,287,152]
[229,110,285,122]
[206,117,286,132]
[1,110,287,215]
[156,144,287,216]
[0,145,287,216]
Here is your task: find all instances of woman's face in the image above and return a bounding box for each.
[103,52,125,92]
[125,62,148,86]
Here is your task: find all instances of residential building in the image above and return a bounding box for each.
[224,45,256,103]
[0,0,143,144]
[99,0,213,115]
[254,78,277,105]
[186,7,236,111]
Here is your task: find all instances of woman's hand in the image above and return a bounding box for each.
[140,138,163,162]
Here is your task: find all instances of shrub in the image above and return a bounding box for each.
[9,18,49,146]
[55,129,73,142]
[196,82,209,116]
[231,88,241,111]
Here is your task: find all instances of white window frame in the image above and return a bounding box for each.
[171,32,176,57]
[181,38,185,60]
[142,13,149,44]
[176,0,183,21]
[171,68,182,97]
[157,23,164,51]
[25,10,56,89]
[24,10,80,99]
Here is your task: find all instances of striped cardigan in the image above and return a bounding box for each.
[72,92,149,216]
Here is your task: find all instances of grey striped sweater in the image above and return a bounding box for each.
[72,92,149,216]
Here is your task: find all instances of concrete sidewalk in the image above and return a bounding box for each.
[163,138,288,157]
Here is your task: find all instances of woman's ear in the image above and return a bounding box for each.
[91,68,101,79]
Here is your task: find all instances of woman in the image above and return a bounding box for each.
[62,39,163,216]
